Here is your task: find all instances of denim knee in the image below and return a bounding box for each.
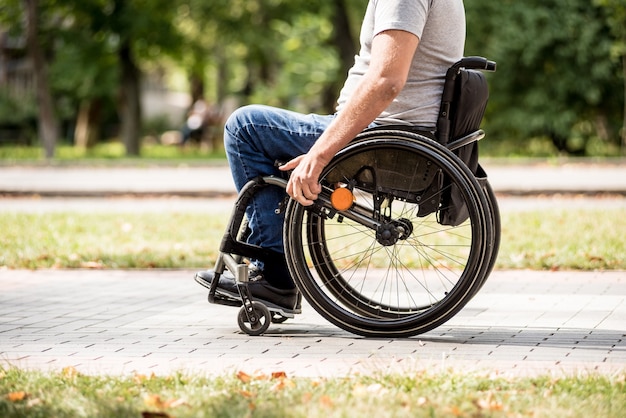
[224,105,251,149]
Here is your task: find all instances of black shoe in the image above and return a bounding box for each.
[195,270,235,291]
[194,270,298,312]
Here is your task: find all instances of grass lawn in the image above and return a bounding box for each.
[0,208,625,270]
[1,367,625,418]
[0,143,225,164]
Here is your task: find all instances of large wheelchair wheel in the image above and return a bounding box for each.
[472,180,500,295]
[283,130,494,337]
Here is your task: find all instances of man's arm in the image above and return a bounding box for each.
[280,29,420,206]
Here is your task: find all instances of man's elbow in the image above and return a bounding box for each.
[377,75,406,100]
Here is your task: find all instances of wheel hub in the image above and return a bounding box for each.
[376,218,413,246]
[376,223,400,246]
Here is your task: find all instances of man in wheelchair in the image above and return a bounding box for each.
[195,0,467,312]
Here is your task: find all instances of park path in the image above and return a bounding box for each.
[1,160,625,377]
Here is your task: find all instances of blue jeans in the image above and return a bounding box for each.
[224,104,336,256]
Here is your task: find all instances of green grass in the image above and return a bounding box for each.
[0,143,226,163]
[1,208,625,270]
[499,208,626,270]
[1,367,624,418]
[0,212,224,269]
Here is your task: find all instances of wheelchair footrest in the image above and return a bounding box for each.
[207,288,299,318]
[208,292,243,308]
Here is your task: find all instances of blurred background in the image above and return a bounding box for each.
[0,0,624,160]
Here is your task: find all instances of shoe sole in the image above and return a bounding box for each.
[194,273,300,317]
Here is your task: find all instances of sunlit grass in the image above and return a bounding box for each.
[0,212,225,269]
[499,208,626,270]
[0,208,625,270]
[1,367,624,418]
[0,142,225,163]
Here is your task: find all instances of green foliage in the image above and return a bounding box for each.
[466,0,624,155]
[1,0,624,156]
[0,90,37,126]
[594,0,626,60]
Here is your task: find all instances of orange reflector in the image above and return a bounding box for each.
[330,187,354,211]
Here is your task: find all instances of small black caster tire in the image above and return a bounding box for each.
[237,301,271,336]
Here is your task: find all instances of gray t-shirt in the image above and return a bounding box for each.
[336,0,466,128]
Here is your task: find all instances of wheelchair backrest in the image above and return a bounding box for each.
[436,57,494,146]
[436,57,495,227]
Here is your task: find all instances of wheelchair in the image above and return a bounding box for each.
[198,57,500,337]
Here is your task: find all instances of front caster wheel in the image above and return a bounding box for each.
[237,301,271,336]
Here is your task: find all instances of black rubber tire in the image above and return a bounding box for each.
[283,130,494,337]
[237,301,271,336]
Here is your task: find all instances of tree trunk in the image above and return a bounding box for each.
[216,48,228,103]
[118,40,142,156]
[24,0,59,159]
[189,72,205,105]
[74,98,101,148]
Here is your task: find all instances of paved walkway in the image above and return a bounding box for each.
[1,269,624,377]
[1,161,625,378]
[1,159,626,197]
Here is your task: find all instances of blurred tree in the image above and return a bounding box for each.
[5,0,622,158]
[24,0,59,158]
[178,0,360,108]
[465,0,624,156]
[104,0,182,155]
[49,1,117,149]
[174,0,360,149]
[593,0,626,152]
[1,0,184,156]
[0,0,62,158]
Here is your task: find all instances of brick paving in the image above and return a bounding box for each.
[1,161,625,377]
[1,269,624,377]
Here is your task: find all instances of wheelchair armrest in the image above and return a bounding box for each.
[446,130,485,151]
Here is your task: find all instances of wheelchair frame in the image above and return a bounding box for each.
[200,57,499,337]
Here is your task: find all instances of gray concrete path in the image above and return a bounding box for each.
[1,159,626,197]
[1,161,625,378]
[1,269,624,377]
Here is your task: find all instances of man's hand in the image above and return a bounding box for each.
[279,154,325,206]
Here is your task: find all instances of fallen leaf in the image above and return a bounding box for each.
[80,261,104,269]
[7,391,28,402]
[449,406,463,416]
[271,371,288,379]
[134,372,156,384]
[319,395,334,408]
[237,370,252,383]
[271,378,295,391]
[62,366,79,378]
[144,394,167,409]
[238,390,255,399]
[475,398,504,411]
